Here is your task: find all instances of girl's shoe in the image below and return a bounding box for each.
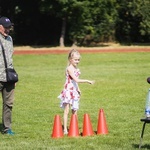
[64,130,68,135]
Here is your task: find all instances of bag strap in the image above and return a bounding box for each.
[0,40,7,69]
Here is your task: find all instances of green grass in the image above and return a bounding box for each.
[0,52,150,149]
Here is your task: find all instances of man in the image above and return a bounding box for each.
[0,16,16,135]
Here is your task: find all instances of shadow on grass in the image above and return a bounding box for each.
[0,123,3,131]
[133,144,150,149]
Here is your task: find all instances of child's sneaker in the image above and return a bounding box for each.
[64,130,68,135]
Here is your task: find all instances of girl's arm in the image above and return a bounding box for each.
[67,66,95,84]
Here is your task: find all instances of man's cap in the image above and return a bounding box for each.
[0,17,14,28]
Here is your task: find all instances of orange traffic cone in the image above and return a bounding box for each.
[51,115,63,138]
[97,109,108,135]
[82,113,94,136]
[68,114,80,137]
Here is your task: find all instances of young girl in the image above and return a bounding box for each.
[58,49,95,134]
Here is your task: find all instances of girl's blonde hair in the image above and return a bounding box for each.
[67,49,80,66]
[68,49,80,60]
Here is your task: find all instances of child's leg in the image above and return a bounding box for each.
[72,109,78,121]
[63,103,69,133]
[72,109,77,115]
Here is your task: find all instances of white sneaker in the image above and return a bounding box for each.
[64,130,68,135]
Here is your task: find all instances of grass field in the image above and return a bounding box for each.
[0,52,150,149]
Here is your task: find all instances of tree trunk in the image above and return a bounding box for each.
[59,17,66,47]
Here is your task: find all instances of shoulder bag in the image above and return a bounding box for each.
[0,40,18,83]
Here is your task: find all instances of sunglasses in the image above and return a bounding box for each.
[4,26,13,30]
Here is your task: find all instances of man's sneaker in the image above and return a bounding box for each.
[1,129,15,135]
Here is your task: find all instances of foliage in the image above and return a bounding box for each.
[116,0,150,43]
[0,0,149,45]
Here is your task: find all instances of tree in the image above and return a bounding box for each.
[116,0,150,43]
[0,0,149,45]
[40,0,89,46]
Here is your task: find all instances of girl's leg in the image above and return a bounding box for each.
[72,109,77,115]
[63,103,69,134]
[71,109,78,124]
[71,99,79,115]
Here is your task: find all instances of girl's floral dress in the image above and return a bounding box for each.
[58,68,81,110]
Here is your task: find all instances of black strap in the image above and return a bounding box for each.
[0,40,7,69]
